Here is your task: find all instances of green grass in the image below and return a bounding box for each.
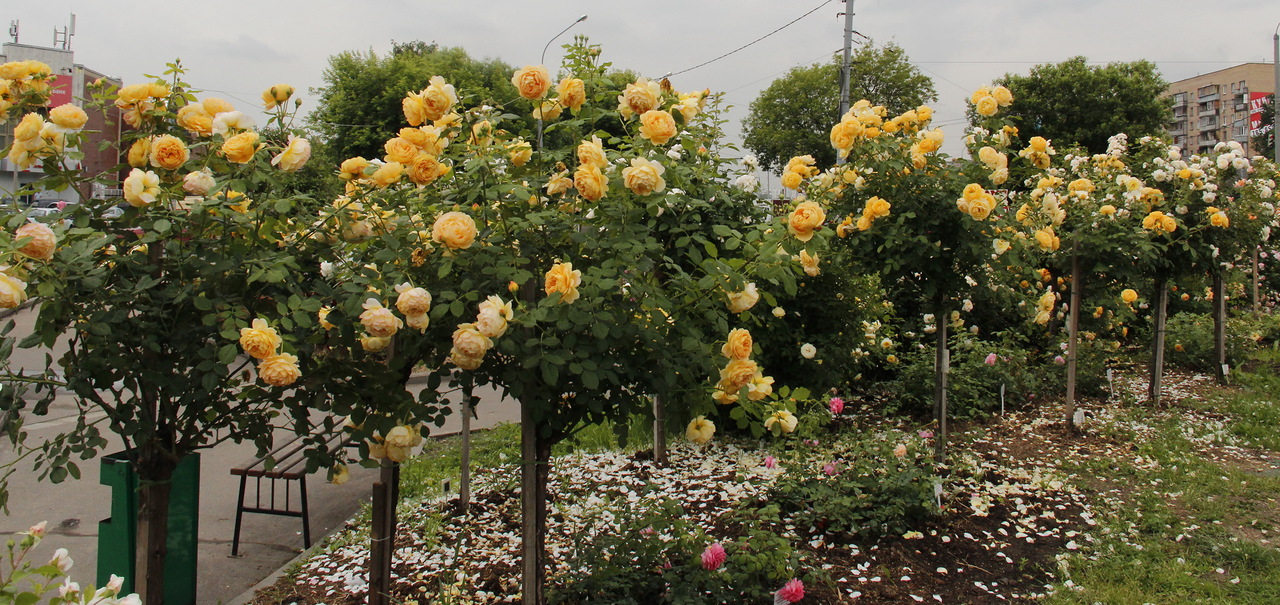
[1047,353,1280,604]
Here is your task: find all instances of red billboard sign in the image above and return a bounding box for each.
[1249,91,1271,136]
[48,74,73,109]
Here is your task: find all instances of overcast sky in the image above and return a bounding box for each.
[8,1,1278,167]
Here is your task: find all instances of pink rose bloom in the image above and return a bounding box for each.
[1054,355,1066,365]
[775,578,805,603]
[828,397,845,415]
[918,430,934,439]
[701,543,726,571]
[822,462,839,476]
[984,353,998,365]
[764,455,778,469]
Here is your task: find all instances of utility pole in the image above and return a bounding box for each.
[1273,22,1278,162]
[836,0,855,166]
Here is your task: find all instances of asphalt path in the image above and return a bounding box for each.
[0,304,519,604]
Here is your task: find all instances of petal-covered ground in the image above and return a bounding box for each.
[252,369,1278,604]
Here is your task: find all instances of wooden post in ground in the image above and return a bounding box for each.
[368,460,399,605]
[1149,278,1169,405]
[652,394,667,465]
[520,402,551,605]
[1212,271,1228,384]
[933,316,949,458]
[459,381,474,514]
[1253,247,1261,316]
[1065,249,1082,427]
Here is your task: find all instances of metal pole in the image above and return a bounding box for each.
[836,0,855,166]
[1273,25,1278,162]
[536,15,587,153]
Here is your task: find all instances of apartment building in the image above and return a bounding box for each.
[1165,63,1273,156]
[1,41,124,204]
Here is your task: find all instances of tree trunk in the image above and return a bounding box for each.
[135,452,177,605]
[1212,271,1228,384]
[368,459,400,605]
[933,315,949,458]
[460,381,474,514]
[1149,277,1169,405]
[652,394,667,465]
[520,407,551,605]
[1065,249,1082,428]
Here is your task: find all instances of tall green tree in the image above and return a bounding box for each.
[742,42,936,173]
[307,43,520,167]
[982,57,1172,155]
[1252,93,1274,160]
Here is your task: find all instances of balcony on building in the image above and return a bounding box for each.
[1198,115,1219,130]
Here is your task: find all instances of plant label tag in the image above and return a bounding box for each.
[1222,364,1230,376]
[934,481,943,508]
[1072,408,1085,428]
[1000,383,1006,416]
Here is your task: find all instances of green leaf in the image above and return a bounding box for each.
[153,219,172,234]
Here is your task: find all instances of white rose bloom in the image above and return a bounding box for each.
[800,343,816,359]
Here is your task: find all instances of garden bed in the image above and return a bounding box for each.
[251,369,1279,604]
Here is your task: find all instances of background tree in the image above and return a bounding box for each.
[306,42,520,169]
[980,57,1172,155]
[742,42,936,173]
[1252,93,1274,160]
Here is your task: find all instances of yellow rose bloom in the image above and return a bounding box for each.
[360,298,402,338]
[577,135,607,169]
[394,284,433,317]
[176,104,214,136]
[511,65,552,100]
[14,222,57,261]
[123,168,161,207]
[239,318,282,360]
[780,171,803,191]
[556,77,586,111]
[273,136,312,172]
[258,353,301,387]
[370,161,404,188]
[991,85,1013,106]
[1099,204,1117,216]
[1121,289,1138,304]
[452,323,493,359]
[407,153,448,186]
[721,328,754,360]
[475,295,514,339]
[718,358,759,394]
[318,307,336,331]
[1034,227,1060,251]
[765,410,798,434]
[975,95,998,117]
[261,84,295,109]
[0,272,28,309]
[221,131,261,164]
[621,157,667,196]
[432,211,478,250]
[339,157,370,181]
[573,165,608,202]
[509,141,533,167]
[863,196,891,220]
[384,136,420,164]
[48,104,88,130]
[788,200,827,242]
[544,261,583,304]
[799,249,820,276]
[148,135,189,171]
[546,173,574,196]
[725,282,760,314]
[1209,211,1229,228]
[618,78,663,119]
[829,118,863,156]
[200,97,234,116]
[638,110,678,146]
[686,416,715,445]
[420,75,458,123]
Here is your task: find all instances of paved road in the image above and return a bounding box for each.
[0,304,519,604]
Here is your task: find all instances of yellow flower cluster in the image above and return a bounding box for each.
[977,146,1009,185]
[573,136,609,202]
[238,318,301,387]
[1205,206,1230,228]
[908,128,944,168]
[403,76,458,126]
[1034,225,1061,251]
[5,108,84,169]
[956,183,997,221]
[713,328,773,406]
[970,85,1013,117]
[781,155,819,191]
[115,82,170,128]
[0,60,53,119]
[368,424,423,463]
[449,295,514,370]
[395,283,433,332]
[1034,290,1056,325]
[855,196,891,231]
[1141,210,1177,233]
[1018,136,1054,170]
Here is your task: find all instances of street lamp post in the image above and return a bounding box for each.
[536,14,587,152]
[1272,22,1278,161]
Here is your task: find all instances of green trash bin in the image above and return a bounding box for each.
[97,452,200,605]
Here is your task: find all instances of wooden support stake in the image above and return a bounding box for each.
[1065,250,1082,427]
[1149,278,1169,405]
[1213,271,1227,385]
[652,394,667,465]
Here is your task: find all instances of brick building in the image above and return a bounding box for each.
[1165,63,1274,156]
[1,41,124,205]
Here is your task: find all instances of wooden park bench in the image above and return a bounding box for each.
[229,431,351,556]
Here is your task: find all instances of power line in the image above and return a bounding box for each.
[664,0,836,78]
